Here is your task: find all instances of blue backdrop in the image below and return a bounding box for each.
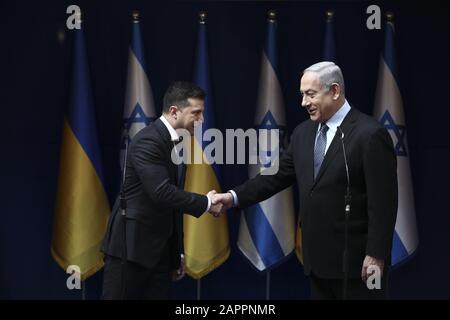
[1,0,449,299]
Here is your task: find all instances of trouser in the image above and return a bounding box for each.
[102,248,172,300]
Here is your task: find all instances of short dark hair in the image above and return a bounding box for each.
[162,81,206,113]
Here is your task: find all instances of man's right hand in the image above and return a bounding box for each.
[206,190,223,217]
[212,192,234,210]
[206,191,233,217]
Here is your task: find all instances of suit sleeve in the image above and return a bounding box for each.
[234,132,297,209]
[130,135,208,218]
[363,127,398,260]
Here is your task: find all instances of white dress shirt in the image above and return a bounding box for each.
[159,115,211,211]
[160,115,179,141]
[316,99,351,154]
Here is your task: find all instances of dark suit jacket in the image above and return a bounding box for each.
[234,107,398,278]
[102,118,208,270]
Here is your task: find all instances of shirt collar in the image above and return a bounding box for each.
[323,99,351,131]
[159,115,179,142]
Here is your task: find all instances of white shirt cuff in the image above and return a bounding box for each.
[206,194,212,211]
[228,190,239,207]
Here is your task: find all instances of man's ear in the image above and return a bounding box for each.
[168,105,178,119]
[330,83,341,100]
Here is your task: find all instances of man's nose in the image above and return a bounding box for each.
[301,95,309,107]
[199,112,204,122]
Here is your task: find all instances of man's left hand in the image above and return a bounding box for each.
[173,254,186,281]
[361,255,384,282]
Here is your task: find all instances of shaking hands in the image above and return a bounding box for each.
[206,190,234,218]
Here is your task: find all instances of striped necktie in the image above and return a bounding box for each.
[314,123,329,179]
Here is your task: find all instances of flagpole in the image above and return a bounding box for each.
[81,280,86,300]
[323,10,336,62]
[132,9,139,22]
[197,279,201,300]
[266,271,270,300]
[326,9,334,22]
[195,11,207,302]
[386,11,394,22]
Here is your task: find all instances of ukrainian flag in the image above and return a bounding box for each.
[183,12,230,279]
[51,21,110,280]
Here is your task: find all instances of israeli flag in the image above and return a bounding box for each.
[121,17,156,167]
[237,16,295,271]
[373,19,419,266]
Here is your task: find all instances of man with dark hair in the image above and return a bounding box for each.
[102,81,222,299]
[162,81,205,112]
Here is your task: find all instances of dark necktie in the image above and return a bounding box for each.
[172,140,184,187]
[314,123,329,179]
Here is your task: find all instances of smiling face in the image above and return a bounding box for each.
[300,71,339,123]
[174,97,205,135]
[162,82,206,136]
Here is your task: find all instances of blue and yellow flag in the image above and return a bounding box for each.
[183,13,230,279]
[51,22,110,280]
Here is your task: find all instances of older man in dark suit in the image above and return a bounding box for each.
[215,62,398,299]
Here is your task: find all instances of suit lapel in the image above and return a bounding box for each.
[305,121,319,189]
[177,162,186,188]
[312,108,359,188]
[154,118,181,185]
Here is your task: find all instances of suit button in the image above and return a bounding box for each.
[310,190,314,196]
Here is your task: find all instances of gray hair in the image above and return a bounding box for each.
[303,61,345,95]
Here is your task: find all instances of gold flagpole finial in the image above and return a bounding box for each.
[326,10,334,21]
[268,10,276,22]
[132,10,140,22]
[75,11,82,24]
[386,11,394,22]
[199,11,207,24]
